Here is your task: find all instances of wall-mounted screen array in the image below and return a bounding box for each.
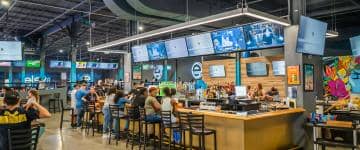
[272,61,285,76]
[0,41,22,61]
[49,60,118,69]
[296,16,327,56]
[246,62,268,76]
[350,35,360,56]
[209,65,226,78]
[131,22,285,62]
[0,62,11,67]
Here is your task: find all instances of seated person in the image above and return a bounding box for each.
[265,87,280,101]
[132,87,148,108]
[144,87,161,123]
[251,83,266,101]
[113,90,131,135]
[161,87,178,123]
[0,94,51,149]
[83,87,99,103]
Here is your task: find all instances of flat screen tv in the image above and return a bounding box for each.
[350,35,360,56]
[63,61,71,68]
[211,27,246,54]
[50,60,66,68]
[26,60,40,68]
[86,62,100,69]
[186,33,215,56]
[0,62,11,67]
[209,65,226,77]
[246,62,268,76]
[272,61,285,76]
[12,61,24,67]
[165,38,189,59]
[109,63,118,69]
[147,41,167,61]
[296,16,327,55]
[243,22,284,50]
[76,62,87,69]
[132,45,149,62]
[0,41,22,61]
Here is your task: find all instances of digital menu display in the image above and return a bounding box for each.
[246,62,268,76]
[132,45,149,62]
[186,33,215,56]
[165,38,189,59]
[211,27,246,54]
[296,16,327,55]
[243,22,284,50]
[350,35,360,56]
[272,61,285,76]
[0,41,22,61]
[147,41,167,61]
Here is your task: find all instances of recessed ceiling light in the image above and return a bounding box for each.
[1,0,10,7]
[138,26,144,31]
[86,41,90,45]
[59,49,64,53]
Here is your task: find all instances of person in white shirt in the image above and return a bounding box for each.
[161,87,178,123]
[71,84,79,113]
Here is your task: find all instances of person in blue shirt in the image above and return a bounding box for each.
[113,90,130,138]
[75,83,88,128]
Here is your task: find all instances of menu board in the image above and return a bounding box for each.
[147,41,167,61]
[296,16,327,55]
[350,35,360,56]
[287,65,300,85]
[132,45,149,62]
[243,22,284,50]
[76,62,87,68]
[165,38,189,59]
[186,33,215,56]
[211,27,246,54]
[0,41,22,61]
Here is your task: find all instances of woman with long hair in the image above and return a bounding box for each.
[102,87,117,134]
[27,89,39,105]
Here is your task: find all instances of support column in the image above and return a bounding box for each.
[8,66,13,86]
[90,68,94,82]
[70,46,77,84]
[117,55,124,80]
[21,60,26,84]
[39,37,46,79]
[235,52,241,86]
[162,60,168,81]
[68,19,80,86]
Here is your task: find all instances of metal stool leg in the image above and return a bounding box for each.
[60,109,64,129]
[214,132,217,150]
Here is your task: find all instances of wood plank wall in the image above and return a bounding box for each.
[203,55,286,97]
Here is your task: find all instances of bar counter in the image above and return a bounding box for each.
[178,108,305,150]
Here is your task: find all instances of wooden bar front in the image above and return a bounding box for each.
[178,108,305,150]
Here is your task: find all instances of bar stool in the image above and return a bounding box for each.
[125,106,141,150]
[139,108,161,150]
[49,93,61,113]
[188,114,217,150]
[108,104,127,145]
[60,99,74,129]
[83,102,101,136]
[178,111,191,150]
[8,125,41,150]
[160,111,181,150]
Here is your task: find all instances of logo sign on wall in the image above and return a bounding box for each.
[191,62,203,79]
[153,65,163,80]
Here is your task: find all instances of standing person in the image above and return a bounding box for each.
[0,94,51,150]
[252,83,265,101]
[144,87,161,123]
[71,84,80,113]
[102,87,117,133]
[161,87,178,123]
[27,89,39,105]
[75,84,88,128]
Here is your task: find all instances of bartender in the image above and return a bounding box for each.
[265,87,280,101]
[251,83,265,101]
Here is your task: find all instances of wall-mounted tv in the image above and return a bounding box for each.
[209,65,226,77]
[243,22,284,50]
[165,37,189,59]
[350,35,360,56]
[50,60,66,68]
[147,41,167,61]
[186,33,215,56]
[0,62,11,67]
[76,62,87,69]
[86,62,100,69]
[132,45,149,62]
[246,62,268,76]
[211,27,246,54]
[272,61,285,76]
[0,41,22,61]
[12,61,25,67]
[296,16,327,55]
[26,60,40,68]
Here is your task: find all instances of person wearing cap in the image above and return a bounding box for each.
[75,83,88,128]
[144,87,161,123]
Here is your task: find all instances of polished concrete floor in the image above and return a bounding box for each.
[37,112,136,150]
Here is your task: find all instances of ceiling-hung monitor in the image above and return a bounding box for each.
[350,35,360,56]
[165,37,189,59]
[63,61,71,68]
[50,60,65,68]
[209,65,226,78]
[246,62,268,76]
[146,41,167,61]
[132,44,149,62]
[76,62,87,69]
[272,61,285,76]
[243,22,284,50]
[211,27,246,54]
[296,16,328,55]
[186,33,215,56]
[87,62,100,69]
[0,41,22,61]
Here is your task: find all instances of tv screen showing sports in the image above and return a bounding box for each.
[272,61,285,76]
[350,35,360,56]
[0,62,11,67]
[211,27,246,54]
[296,16,327,55]
[209,65,226,77]
[12,61,24,67]
[243,22,284,50]
[186,33,215,56]
[50,60,66,68]
[165,38,189,59]
[26,60,40,68]
[76,62,87,68]
[146,41,167,61]
[246,62,268,76]
[110,63,118,69]
[132,45,149,62]
[0,41,22,61]
[86,62,100,69]
[63,61,71,68]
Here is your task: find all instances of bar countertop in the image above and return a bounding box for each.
[178,107,305,120]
